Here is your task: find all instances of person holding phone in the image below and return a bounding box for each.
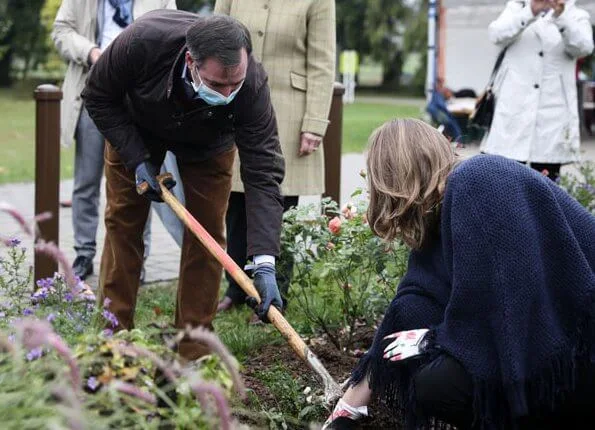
[480,0,593,181]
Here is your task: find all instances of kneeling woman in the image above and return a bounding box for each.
[324,119,595,429]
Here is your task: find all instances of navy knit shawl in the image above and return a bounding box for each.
[350,155,595,429]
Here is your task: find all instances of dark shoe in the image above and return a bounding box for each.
[72,256,93,280]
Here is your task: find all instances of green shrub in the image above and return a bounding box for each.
[558,161,595,214]
[0,208,243,430]
[281,192,409,352]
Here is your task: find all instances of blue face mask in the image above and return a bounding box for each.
[191,69,243,106]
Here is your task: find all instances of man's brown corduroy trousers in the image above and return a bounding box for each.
[99,143,235,360]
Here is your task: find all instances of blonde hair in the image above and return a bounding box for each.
[366,118,457,249]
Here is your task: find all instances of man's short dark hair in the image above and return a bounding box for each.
[186,15,252,68]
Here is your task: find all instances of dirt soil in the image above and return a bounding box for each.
[239,325,403,429]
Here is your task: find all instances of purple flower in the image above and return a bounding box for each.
[46,313,56,323]
[7,238,21,248]
[26,346,43,361]
[32,287,49,303]
[103,297,112,308]
[36,277,54,289]
[0,311,5,318]
[64,292,74,302]
[22,308,34,316]
[87,376,100,391]
[103,328,113,337]
[73,279,83,293]
[102,309,119,328]
[580,183,595,196]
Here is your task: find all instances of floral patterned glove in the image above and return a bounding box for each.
[383,328,429,362]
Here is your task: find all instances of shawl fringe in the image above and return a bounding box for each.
[349,301,594,430]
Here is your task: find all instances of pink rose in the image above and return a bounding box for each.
[328,217,342,235]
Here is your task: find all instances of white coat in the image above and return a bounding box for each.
[481,0,594,164]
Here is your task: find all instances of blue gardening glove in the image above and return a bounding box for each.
[246,263,283,323]
[135,160,176,202]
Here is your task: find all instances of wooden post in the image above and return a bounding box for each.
[438,0,446,82]
[34,84,62,281]
[323,83,345,207]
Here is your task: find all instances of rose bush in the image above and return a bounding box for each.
[280,191,409,353]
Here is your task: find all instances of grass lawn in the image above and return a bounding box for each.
[0,87,420,184]
[134,281,288,363]
[342,102,422,153]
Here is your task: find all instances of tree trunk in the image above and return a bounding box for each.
[22,27,41,81]
[0,49,13,87]
[381,52,403,91]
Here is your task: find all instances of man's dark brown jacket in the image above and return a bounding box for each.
[82,9,285,257]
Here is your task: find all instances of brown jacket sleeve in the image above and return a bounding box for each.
[81,26,150,170]
[234,63,285,257]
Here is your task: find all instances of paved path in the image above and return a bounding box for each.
[2,140,594,289]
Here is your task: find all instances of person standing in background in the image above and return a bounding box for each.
[214,0,336,313]
[52,0,183,281]
[482,0,593,181]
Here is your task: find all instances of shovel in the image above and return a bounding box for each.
[137,173,343,405]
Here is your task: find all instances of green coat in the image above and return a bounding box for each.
[214,0,336,196]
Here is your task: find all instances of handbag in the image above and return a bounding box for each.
[469,48,507,130]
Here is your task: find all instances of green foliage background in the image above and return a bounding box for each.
[0,0,429,92]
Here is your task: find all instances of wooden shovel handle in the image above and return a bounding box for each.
[149,174,342,403]
[155,175,303,354]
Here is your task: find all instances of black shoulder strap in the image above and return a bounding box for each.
[488,48,508,89]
